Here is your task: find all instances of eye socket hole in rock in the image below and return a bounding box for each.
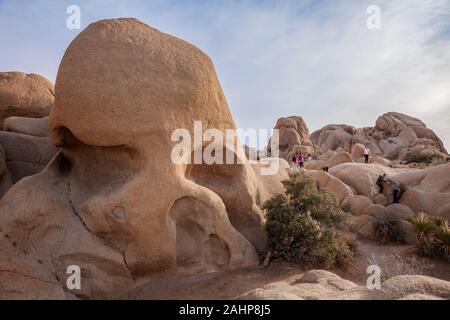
[54,127,144,210]
[185,155,253,216]
[184,148,266,252]
[169,196,231,272]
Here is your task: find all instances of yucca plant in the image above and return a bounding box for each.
[408,212,437,257]
[435,222,450,262]
[432,216,447,228]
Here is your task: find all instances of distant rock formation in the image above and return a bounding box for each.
[310,124,355,153]
[311,112,447,161]
[267,116,315,159]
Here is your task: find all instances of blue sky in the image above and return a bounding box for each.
[1,0,449,149]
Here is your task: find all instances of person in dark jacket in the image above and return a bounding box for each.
[376,174,387,193]
[392,180,400,203]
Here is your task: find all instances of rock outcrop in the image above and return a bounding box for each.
[311,112,448,161]
[310,124,356,153]
[4,116,49,137]
[0,18,289,299]
[0,131,57,184]
[240,270,450,300]
[307,170,355,208]
[267,116,315,159]
[0,72,54,125]
[328,162,450,240]
[0,73,56,195]
[305,150,354,170]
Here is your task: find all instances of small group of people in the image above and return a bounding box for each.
[290,152,309,170]
[322,166,329,172]
[376,174,401,203]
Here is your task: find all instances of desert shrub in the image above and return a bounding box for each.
[431,156,448,166]
[434,222,450,263]
[374,219,404,244]
[432,216,447,228]
[408,212,450,262]
[263,172,353,269]
[404,151,443,164]
[408,212,438,257]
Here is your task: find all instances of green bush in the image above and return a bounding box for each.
[263,172,353,269]
[404,151,443,164]
[408,212,450,262]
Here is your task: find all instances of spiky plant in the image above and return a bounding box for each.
[408,212,437,257]
[434,221,450,262]
[432,216,447,228]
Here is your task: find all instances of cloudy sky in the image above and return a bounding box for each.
[1,0,449,150]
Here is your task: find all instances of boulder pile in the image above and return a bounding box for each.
[311,112,447,161]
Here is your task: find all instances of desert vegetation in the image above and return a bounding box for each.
[263,172,354,269]
[409,212,450,263]
[404,150,445,165]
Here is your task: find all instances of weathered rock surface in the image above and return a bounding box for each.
[0,131,58,184]
[305,150,354,170]
[0,73,54,194]
[329,162,450,241]
[310,124,355,153]
[329,163,450,219]
[240,270,450,300]
[4,116,49,137]
[329,163,408,200]
[307,170,355,207]
[0,72,54,125]
[347,195,373,216]
[311,112,448,161]
[0,18,290,299]
[267,116,315,159]
[0,145,13,198]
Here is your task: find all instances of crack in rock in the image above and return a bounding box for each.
[66,179,136,287]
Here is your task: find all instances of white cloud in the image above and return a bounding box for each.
[0,0,449,149]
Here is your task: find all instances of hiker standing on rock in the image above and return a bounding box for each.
[291,153,299,171]
[376,174,387,193]
[391,180,400,203]
[364,145,370,164]
[299,152,305,168]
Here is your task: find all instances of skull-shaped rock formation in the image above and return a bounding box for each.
[0,18,288,298]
